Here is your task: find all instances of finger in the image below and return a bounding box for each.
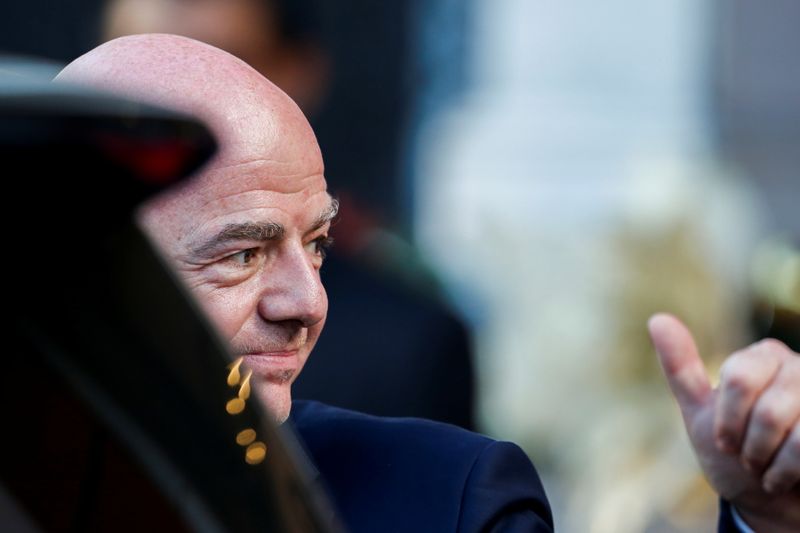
[648,313,712,418]
[740,354,800,473]
[761,422,800,495]
[715,339,786,454]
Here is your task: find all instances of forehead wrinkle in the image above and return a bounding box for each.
[185,176,328,216]
[189,161,326,202]
[199,158,319,181]
[207,157,298,172]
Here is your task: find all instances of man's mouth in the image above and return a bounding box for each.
[241,351,299,384]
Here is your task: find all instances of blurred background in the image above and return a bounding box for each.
[3,0,797,531]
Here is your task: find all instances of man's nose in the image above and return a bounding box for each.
[256,247,327,327]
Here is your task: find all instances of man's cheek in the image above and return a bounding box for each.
[195,291,249,341]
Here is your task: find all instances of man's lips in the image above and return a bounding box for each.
[241,351,300,373]
[243,350,298,358]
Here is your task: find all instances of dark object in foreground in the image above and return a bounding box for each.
[0,65,341,532]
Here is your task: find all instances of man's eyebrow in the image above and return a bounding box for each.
[309,197,339,232]
[191,221,285,257]
[189,199,337,258]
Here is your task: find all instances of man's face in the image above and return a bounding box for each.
[55,33,332,423]
[139,123,334,423]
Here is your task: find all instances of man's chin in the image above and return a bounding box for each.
[253,382,293,425]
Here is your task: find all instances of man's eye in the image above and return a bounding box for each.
[225,249,258,266]
[308,236,334,259]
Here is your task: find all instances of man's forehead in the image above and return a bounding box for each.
[139,157,331,242]
[176,171,328,230]
[189,165,333,217]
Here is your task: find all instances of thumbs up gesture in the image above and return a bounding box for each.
[649,313,799,532]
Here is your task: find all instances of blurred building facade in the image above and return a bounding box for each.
[412,1,796,532]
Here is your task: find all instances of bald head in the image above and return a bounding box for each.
[56,33,320,168]
[55,34,333,423]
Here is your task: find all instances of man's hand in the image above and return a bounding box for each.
[648,313,800,532]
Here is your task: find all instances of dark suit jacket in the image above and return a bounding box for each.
[291,400,552,532]
[291,401,746,532]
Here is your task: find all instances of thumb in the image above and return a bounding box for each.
[648,313,712,418]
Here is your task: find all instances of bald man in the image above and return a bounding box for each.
[55,35,799,532]
[99,0,478,432]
